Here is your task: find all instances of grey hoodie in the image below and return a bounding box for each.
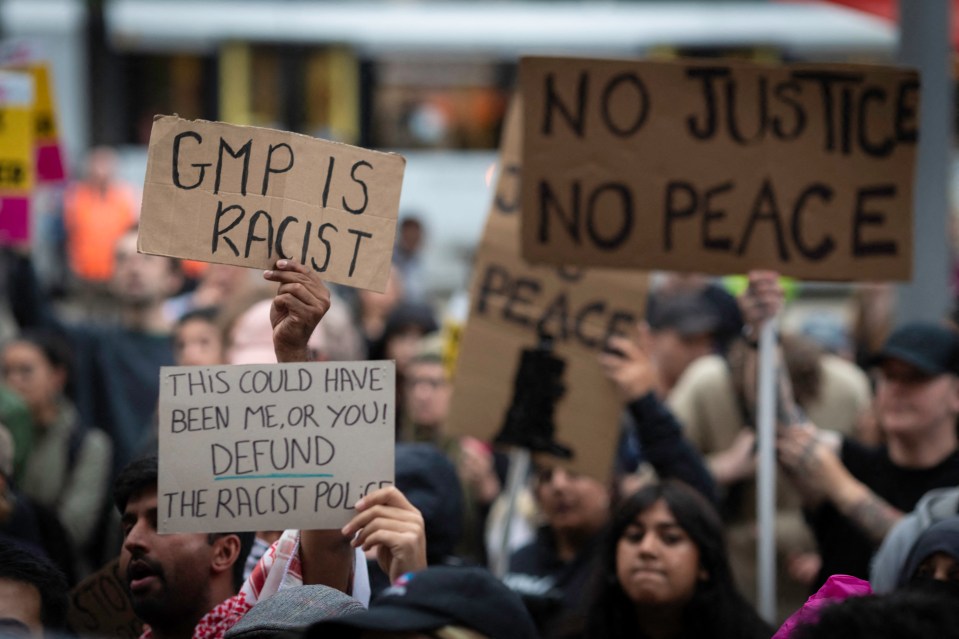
[870,486,959,593]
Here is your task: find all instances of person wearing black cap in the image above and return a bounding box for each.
[304,566,538,639]
[778,321,959,589]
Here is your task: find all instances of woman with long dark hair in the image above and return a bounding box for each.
[582,480,772,639]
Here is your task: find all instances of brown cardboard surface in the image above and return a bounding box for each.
[520,57,918,281]
[68,559,143,639]
[446,99,647,481]
[157,361,395,533]
[139,116,405,292]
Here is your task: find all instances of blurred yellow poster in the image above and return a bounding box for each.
[0,40,66,182]
[0,70,34,244]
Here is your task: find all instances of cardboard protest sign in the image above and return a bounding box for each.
[158,361,395,533]
[446,99,647,480]
[0,40,66,182]
[68,559,143,639]
[0,71,34,244]
[139,116,405,292]
[520,57,918,281]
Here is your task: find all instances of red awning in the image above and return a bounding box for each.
[800,0,959,49]
[823,0,896,22]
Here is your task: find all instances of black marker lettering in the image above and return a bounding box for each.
[211,201,244,256]
[347,229,373,277]
[311,223,337,273]
[853,185,898,257]
[600,73,650,137]
[544,71,588,137]
[172,131,210,189]
[214,138,253,196]
[791,184,836,260]
[342,161,371,215]
[261,143,294,195]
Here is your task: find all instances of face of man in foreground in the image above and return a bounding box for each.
[119,486,218,625]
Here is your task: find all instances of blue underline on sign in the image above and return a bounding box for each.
[214,473,334,481]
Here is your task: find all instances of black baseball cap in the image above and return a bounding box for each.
[304,566,538,639]
[870,322,959,376]
[395,443,463,564]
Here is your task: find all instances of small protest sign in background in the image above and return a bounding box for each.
[447,99,647,480]
[139,116,405,292]
[520,57,918,281]
[0,39,67,183]
[68,559,143,639]
[158,361,395,533]
[0,70,34,245]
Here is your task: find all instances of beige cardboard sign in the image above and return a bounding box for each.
[68,559,143,639]
[520,57,918,281]
[447,99,647,480]
[139,116,406,292]
[158,361,395,533]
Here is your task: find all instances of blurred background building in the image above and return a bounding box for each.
[0,0,924,299]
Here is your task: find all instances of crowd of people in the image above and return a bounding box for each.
[2,147,959,639]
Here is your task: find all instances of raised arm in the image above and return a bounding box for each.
[263,259,357,589]
[265,259,331,363]
[600,330,718,504]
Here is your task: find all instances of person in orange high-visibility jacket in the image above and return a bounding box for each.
[63,147,138,283]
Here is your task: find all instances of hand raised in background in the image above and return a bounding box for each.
[739,270,785,334]
[599,324,661,402]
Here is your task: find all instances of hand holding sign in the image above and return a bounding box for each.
[598,328,660,402]
[739,270,785,339]
[342,486,427,583]
[264,259,331,362]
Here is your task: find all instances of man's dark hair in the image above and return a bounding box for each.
[175,306,220,330]
[113,454,159,515]
[8,329,74,377]
[0,539,69,630]
[114,455,256,592]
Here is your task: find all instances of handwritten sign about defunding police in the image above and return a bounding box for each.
[520,57,919,281]
[139,116,406,293]
[158,361,395,533]
[68,559,142,639]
